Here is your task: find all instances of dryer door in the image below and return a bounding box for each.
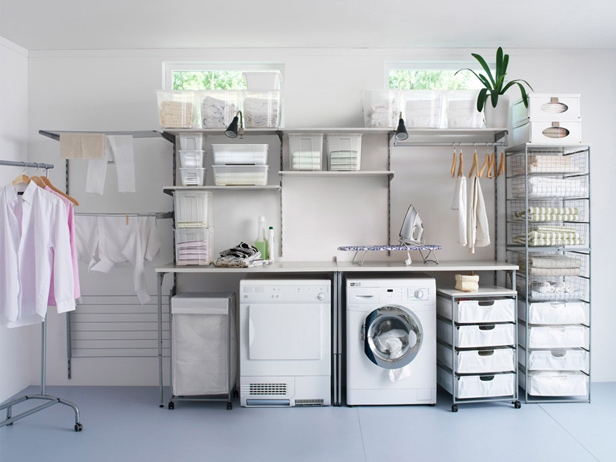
[363,305,423,370]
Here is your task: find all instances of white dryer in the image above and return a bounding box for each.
[346,277,436,405]
[239,279,331,407]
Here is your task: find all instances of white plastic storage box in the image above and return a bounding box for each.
[157,90,197,129]
[520,371,588,397]
[199,90,240,129]
[519,325,589,349]
[171,292,237,396]
[212,144,268,165]
[175,227,214,265]
[288,134,323,171]
[326,134,362,171]
[437,343,515,374]
[518,301,588,325]
[437,319,515,348]
[438,366,515,399]
[242,71,282,91]
[179,150,204,168]
[213,165,269,186]
[404,90,443,128]
[174,190,213,228]
[242,91,281,128]
[179,168,205,186]
[445,91,484,128]
[362,90,400,128]
[437,296,515,324]
[512,120,582,147]
[519,348,589,372]
[177,133,204,151]
[512,94,581,126]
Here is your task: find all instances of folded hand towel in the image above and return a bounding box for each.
[60,133,105,159]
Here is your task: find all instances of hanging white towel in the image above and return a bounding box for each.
[450,176,467,247]
[467,177,490,254]
[86,135,135,194]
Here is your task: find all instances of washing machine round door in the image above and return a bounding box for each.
[362,305,423,370]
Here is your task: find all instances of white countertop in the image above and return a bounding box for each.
[436,286,518,297]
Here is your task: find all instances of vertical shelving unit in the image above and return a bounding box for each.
[505,144,591,403]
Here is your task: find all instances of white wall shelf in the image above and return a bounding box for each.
[280,170,394,179]
[163,185,281,196]
[395,128,508,147]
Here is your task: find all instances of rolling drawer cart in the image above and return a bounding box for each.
[436,287,520,412]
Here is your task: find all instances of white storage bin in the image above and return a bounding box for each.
[519,301,588,325]
[175,227,214,266]
[213,165,269,186]
[404,90,443,128]
[520,371,588,396]
[199,91,240,129]
[438,319,515,348]
[437,296,515,324]
[512,94,581,126]
[520,348,589,372]
[512,120,582,147]
[242,91,280,128]
[178,133,204,151]
[179,168,205,186]
[243,71,282,91]
[174,190,213,228]
[438,343,515,374]
[288,134,323,171]
[171,292,237,396]
[326,134,362,171]
[519,325,588,349]
[438,366,515,399]
[445,91,484,128]
[179,150,204,168]
[362,90,400,128]
[157,90,197,129]
[212,144,268,165]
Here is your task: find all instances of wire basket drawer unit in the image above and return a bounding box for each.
[438,367,516,399]
[507,148,588,177]
[438,343,515,374]
[437,296,515,324]
[508,198,589,224]
[438,319,515,348]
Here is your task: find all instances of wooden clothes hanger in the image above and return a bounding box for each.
[457,148,465,177]
[37,175,79,206]
[497,150,505,177]
[491,152,497,179]
[12,166,31,186]
[468,146,479,177]
[479,153,490,178]
[451,145,457,178]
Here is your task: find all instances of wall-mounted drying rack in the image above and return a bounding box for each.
[0,159,83,432]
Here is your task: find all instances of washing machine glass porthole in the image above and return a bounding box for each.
[364,305,423,370]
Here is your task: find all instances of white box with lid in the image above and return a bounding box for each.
[404,90,443,128]
[174,190,213,228]
[512,93,581,126]
[512,120,582,147]
[213,165,269,186]
[326,133,362,171]
[288,134,323,171]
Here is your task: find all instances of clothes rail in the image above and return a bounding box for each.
[0,160,83,432]
[394,141,508,147]
[75,211,174,220]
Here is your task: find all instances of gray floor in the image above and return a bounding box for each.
[1,384,614,462]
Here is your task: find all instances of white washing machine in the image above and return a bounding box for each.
[346,276,436,405]
[239,279,331,407]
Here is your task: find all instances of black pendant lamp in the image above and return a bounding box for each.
[225,110,244,138]
[395,112,409,141]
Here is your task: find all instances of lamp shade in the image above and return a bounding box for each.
[395,116,409,141]
[224,116,239,138]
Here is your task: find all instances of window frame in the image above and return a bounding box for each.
[385,61,495,91]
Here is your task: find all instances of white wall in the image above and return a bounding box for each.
[0,37,34,402]
[26,47,616,385]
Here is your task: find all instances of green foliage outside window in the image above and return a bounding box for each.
[172,71,248,90]
[389,70,483,90]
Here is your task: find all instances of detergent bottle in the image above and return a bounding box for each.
[254,216,268,259]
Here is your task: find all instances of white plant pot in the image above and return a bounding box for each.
[484,95,510,128]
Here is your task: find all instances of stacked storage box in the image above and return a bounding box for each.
[174,191,214,265]
[326,134,362,171]
[445,91,484,128]
[362,90,400,128]
[199,91,239,129]
[179,148,206,186]
[436,288,519,411]
[288,134,323,171]
[404,90,443,128]
[211,144,269,185]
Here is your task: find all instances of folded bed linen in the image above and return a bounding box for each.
[511,177,587,198]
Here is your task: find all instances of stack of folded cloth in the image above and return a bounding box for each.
[405,99,441,128]
[291,151,321,171]
[513,225,583,246]
[514,206,580,222]
[243,96,279,128]
[201,96,237,128]
[214,242,262,268]
[455,274,479,292]
[176,238,210,265]
[329,151,360,171]
[512,177,587,198]
[518,255,582,276]
[366,101,398,127]
[529,280,581,300]
[159,101,193,128]
[512,155,578,174]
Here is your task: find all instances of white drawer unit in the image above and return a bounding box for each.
[519,325,589,349]
[512,120,582,147]
[438,343,515,374]
[438,319,515,348]
[438,367,516,399]
[520,371,589,397]
[518,301,589,326]
[512,94,581,125]
[519,348,589,373]
[437,296,515,324]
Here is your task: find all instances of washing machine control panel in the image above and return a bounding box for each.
[240,282,331,303]
[377,287,430,302]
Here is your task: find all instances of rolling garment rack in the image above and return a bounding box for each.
[0,159,83,432]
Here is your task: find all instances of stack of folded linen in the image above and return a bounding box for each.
[512,177,587,198]
[291,151,321,171]
[519,255,582,276]
[159,101,193,128]
[176,239,211,265]
[513,225,583,246]
[530,280,582,300]
[328,151,360,171]
[527,155,578,173]
[514,206,580,222]
[243,96,279,128]
[366,101,398,127]
[201,96,237,128]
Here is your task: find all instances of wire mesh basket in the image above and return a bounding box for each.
[508,250,589,279]
[508,175,589,199]
[508,222,588,247]
[507,148,588,177]
[508,199,588,224]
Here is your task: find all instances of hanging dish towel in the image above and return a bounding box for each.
[86,135,136,195]
[450,175,467,246]
[60,133,105,159]
[467,176,490,254]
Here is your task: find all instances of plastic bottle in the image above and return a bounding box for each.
[254,216,268,259]
[267,226,276,263]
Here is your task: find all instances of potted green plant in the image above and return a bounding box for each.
[456,47,533,128]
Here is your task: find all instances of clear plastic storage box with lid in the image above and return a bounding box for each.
[174,190,213,228]
[212,144,268,165]
[212,165,269,186]
[175,227,214,265]
[177,133,204,151]
[288,134,323,171]
[179,168,205,186]
[362,90,400,128]
[326,133,362,171]
[179,150,204,168]
[199,90,240,129]
[242,91,281,128]
[157,90,197,129]
[404,90,443,128]
[242,71,282,91]
[445,90,484,128]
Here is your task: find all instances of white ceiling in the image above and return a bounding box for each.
[1,0,615,51]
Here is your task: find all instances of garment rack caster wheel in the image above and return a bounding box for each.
[168,401,175,410]
[514,400,521,409]
[74,423,83,432]
[451,404,458,413]
[227,402,233,410]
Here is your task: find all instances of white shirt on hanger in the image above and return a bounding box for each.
[0,182,75,327]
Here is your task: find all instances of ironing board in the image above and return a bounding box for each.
[337,244,442,266]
